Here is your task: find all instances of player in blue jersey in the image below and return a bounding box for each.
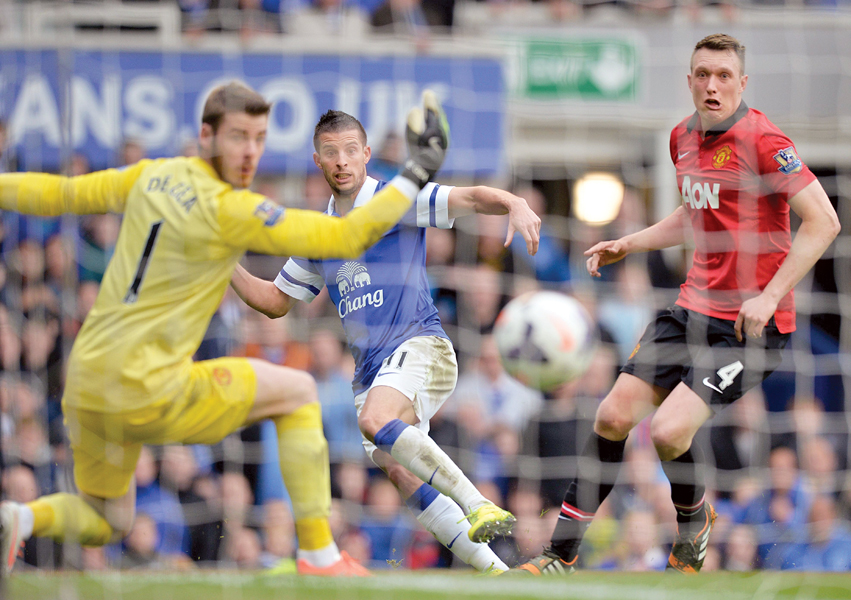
[232,109,540,573]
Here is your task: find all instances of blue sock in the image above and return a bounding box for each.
[374,419,410,454]
[405,483,440,513]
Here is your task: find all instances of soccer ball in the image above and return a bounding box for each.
[493,291,598,392]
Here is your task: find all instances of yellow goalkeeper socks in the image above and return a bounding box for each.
[273,402,334,551]
[27,493,113,546]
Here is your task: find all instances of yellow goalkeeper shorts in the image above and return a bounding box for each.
[64,357,257,499]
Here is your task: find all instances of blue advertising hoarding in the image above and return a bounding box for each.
[0,50,505,176]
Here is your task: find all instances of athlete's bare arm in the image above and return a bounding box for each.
[231,263,298,318]
[585,205,690,277]
[735,179,840,341]
[447,186,541,255]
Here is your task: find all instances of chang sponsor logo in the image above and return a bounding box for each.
[336,261,384,318]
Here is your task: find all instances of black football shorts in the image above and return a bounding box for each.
[621,305,790,407]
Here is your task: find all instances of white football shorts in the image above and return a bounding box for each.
[355,335,458,461]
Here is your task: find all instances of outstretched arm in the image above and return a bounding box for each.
[231,264,298,318]
[734,180,840,340]
[222,90,451,260]
[0,161,150,216]
[447,186,541,255]
[585,205,689,277]
[222,177,423,259]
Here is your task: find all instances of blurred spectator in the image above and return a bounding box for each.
[288,0,369,37]
[0,310,23,373]
[14,419,53,495]
[120,513,168,570]
[0,118,18,173]
[195,287,242,361]
[595,261,654,364]
[2,463,39,504]
[521,344,616,508]
[180,134,200,158]
[3,374,45,426]
[790,395,847,470]
[81,547,108,571]
[119,138,146,167]
[371,0,431,43]
[739,446,811,563]
[134,446,188,559]
[724,523,759,570]
[44,234,76,300]
[21,311,62,391]
[368,131,404,181]
[473,214,514,274]
[598,509,666,571]
[225,526,263,568]
[65,152,91,177]
[77,214,120,284]
[766,494,851,571]
[310,328,361,463]
[337,527,372,565]
[261,499,296,567]
[303,172,334,212]
[68,280,100,338]
[710,388,772,498]
[579,500,619,568]
[12,238,47,289]
[454,265,505,352]
[508,487,556,564]
[179,0,210,38]
[358,478,417,568]
[238,310,310,370]
[452,334,542,492]
[800,435,840,497]
[616,444,675,528]
[159,445,223,563]
[425,227,459,328]
[221,470,256,529]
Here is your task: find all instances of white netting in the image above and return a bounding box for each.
[1,6,851,595]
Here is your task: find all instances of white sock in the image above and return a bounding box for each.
[384,425,488,513]
[297,543,341,568]
[18,504,34,540]
[416,493,508,572]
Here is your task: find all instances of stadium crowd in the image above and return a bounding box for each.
[1,121,850,574]
[23,0,831,41]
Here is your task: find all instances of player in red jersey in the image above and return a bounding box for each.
[516,33,840,576]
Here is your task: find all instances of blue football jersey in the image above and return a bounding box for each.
[275,177,454,395]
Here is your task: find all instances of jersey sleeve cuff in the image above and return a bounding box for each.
[416,183,455,229]
[389,174,421,202]
[274,272,317,303]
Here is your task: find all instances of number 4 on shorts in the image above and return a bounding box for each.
[716,360,743,391]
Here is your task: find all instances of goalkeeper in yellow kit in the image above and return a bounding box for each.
[0,82,450,576]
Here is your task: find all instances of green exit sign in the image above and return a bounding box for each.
[513,38,639,102]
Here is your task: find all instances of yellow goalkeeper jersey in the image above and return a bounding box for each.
[0,156,414,412]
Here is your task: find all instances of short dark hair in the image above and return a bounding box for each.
[692,33,746,75]
[313,110,367,151]
[202,81,271,133]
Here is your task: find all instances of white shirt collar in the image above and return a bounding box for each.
[327,176,379,215]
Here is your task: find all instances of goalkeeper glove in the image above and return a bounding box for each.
[400,90,450,188]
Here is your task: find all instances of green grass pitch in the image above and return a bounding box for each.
[7,570,851,600]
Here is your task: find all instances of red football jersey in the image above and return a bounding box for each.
[670,103,816,334]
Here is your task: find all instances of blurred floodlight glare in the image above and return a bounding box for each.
[573,172,624,225]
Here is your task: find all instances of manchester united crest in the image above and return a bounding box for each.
[212,367,232,386]
[712,145,733,169]
[628,342,640,360]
